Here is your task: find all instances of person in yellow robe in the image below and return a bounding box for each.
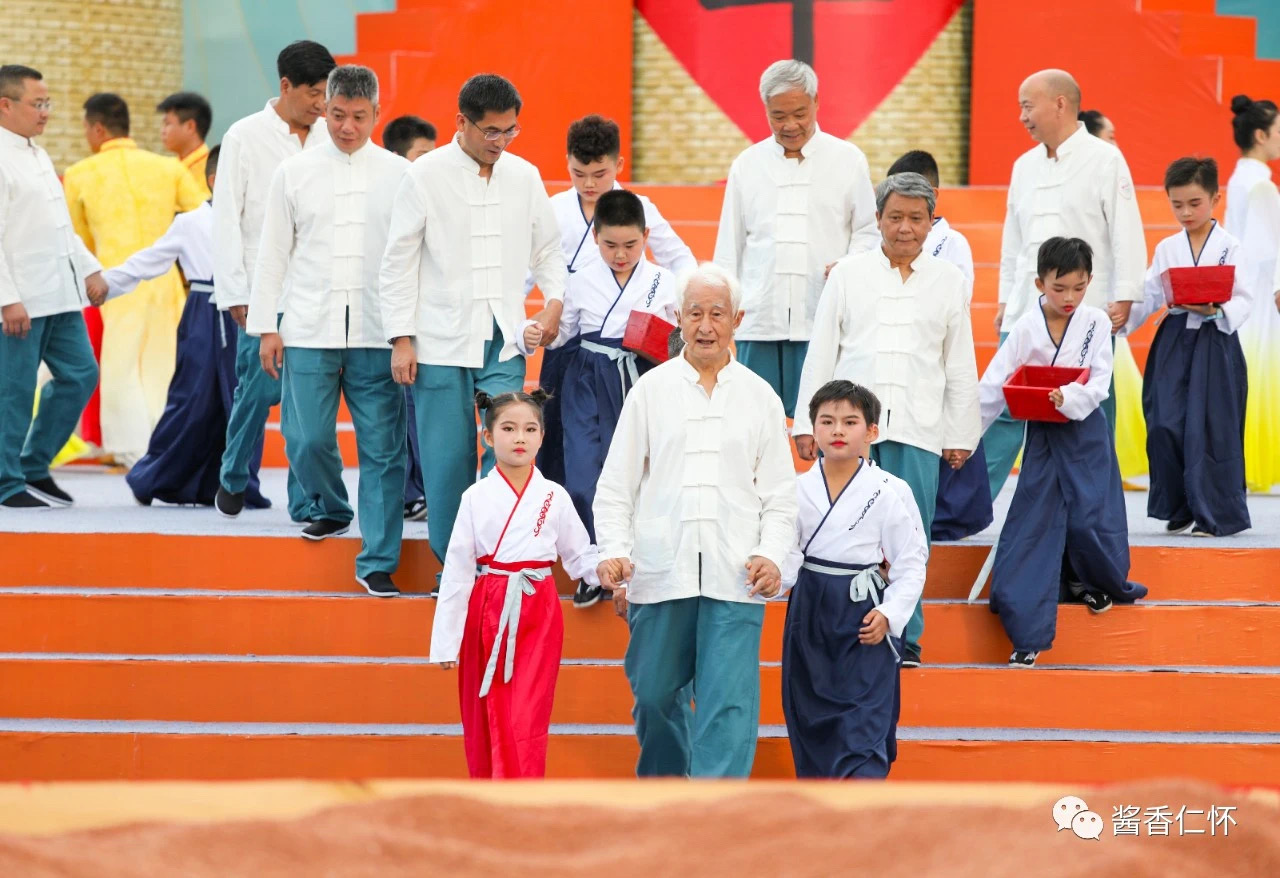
[63,92,205,466]
[158,91,212,198]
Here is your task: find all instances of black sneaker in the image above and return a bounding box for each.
[215,486,244,518]
[572,580,604,609]
[1080,591,1113,615]
[1010,650,1038,667]
[301,519,350,541]
[404,498,427,521]
[1,491,50,509]
[901,644,922,668]
[1166,518,1193,535]
[356,572,400,597]
[1191,524,1216,538]
[25,476,72,507]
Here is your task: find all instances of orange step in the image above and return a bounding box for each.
[2,732,1275,784]
[1168,12,1256,57]
[5,660,1273,734]
[6,532,1275,601]
[2,595,1277,666]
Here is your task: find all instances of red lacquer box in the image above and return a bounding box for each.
[1003,365,1089,423]
[623,311,677,364]
[1160,265,1234,307]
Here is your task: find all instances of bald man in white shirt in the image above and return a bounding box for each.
[987,69,1146,501]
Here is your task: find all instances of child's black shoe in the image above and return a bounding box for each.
[1009,650,1037,668]
[1080,592,1112,614]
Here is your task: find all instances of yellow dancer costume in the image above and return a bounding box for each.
[64,137,205,462]
[1113,334,1148,479]
[181,143,212,199]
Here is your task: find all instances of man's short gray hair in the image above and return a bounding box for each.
[759,59,818,104]
[875,172,936,216]
[676,262,743,313]
[327,64,379,104]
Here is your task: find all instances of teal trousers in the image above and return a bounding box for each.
[281,346,406,577]
[735,339,808,419]
[870,440,939,653]
[220,322,309,520]
[412,325,524,563]
[625,596,766,778]
[0,311,97,502]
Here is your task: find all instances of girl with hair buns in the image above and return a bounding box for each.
[1225,94,1280,493]
[428,389,601,778]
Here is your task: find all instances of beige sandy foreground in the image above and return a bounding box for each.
[0,778,1276,877]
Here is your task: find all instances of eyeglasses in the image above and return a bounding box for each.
[26,100,53,112]
[467,117,520,142]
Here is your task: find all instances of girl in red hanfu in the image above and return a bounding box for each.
[429,389,601,778]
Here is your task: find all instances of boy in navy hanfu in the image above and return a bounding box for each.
[781,380,928,778]
[978,237,1147,668]
[1124,157,1252,537]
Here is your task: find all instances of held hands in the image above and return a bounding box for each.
[1106,301,1133,333]
[229,305,248,330]
[1,302,31,338]
[794,434,817,461]
[439,661,456,670]
[859,609,888,645]
[85,271,109,307]
[522,322,544,351]
[259,332,284,379]
[746,555,782,598]
[597,557,633,591]
[942,448,971,470]
[1048,387,1065,408]
[391,337,417,385]
[531,299,563,346]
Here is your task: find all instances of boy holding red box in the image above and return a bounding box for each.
[519,190,677,552]
[977,237,1147,667]
[1123,157,1252,537]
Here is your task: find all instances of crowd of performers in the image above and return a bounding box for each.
[2,44,1278,781]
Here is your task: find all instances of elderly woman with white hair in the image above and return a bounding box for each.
[791,172,982,667]
[712,58,879,419]
[593,261,797,778]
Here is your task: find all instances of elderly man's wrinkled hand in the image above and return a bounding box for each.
[794,434,817,461]
[1107,301,1132,333]
[612,585,629,618]
[746,555,782,598]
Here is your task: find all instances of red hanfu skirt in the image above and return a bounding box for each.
[457,563,564,778]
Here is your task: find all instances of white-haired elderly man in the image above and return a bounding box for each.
[594,262,798,778]
[713,58,880,419]
[792,172,981,668]
[248,65,411,596]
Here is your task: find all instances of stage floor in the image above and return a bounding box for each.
[5,467,1279,549]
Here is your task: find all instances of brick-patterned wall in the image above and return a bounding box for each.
[0,0,182,172]
[632,1,972,185]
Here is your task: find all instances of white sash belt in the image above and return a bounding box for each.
[477,565,551,698]
[579,338,639,397]
[800,560,899,663]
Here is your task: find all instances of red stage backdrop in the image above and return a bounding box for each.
[638,0,965,140]
[970,0,1280,186]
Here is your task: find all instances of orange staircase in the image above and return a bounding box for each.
[262,182,1178,468]
[2,525,1277,784]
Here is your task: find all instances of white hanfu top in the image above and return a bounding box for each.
[104,201,213,296]
[379,138,566,367]
[212,99,329,311]
[247,141,409,348]
[593,352,798,605]
[1126,222,1252,336]
[792,246,981,456]
[924,216,975,303]
[0,125,101,317]
[430,467,599,664]
[998,123,1146,331]
[782,460,928,638]
[979,301,1113,433]
[529,256,678,354]
[713,128,879,341]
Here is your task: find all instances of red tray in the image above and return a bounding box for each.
[1160,265,1234,307]
[623,311,677,364]
[1003,365,1089,423]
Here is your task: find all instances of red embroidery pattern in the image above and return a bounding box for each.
[533,491,554,536]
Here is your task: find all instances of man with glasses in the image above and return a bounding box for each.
[381,73,566,568]
[0,65,108,508]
